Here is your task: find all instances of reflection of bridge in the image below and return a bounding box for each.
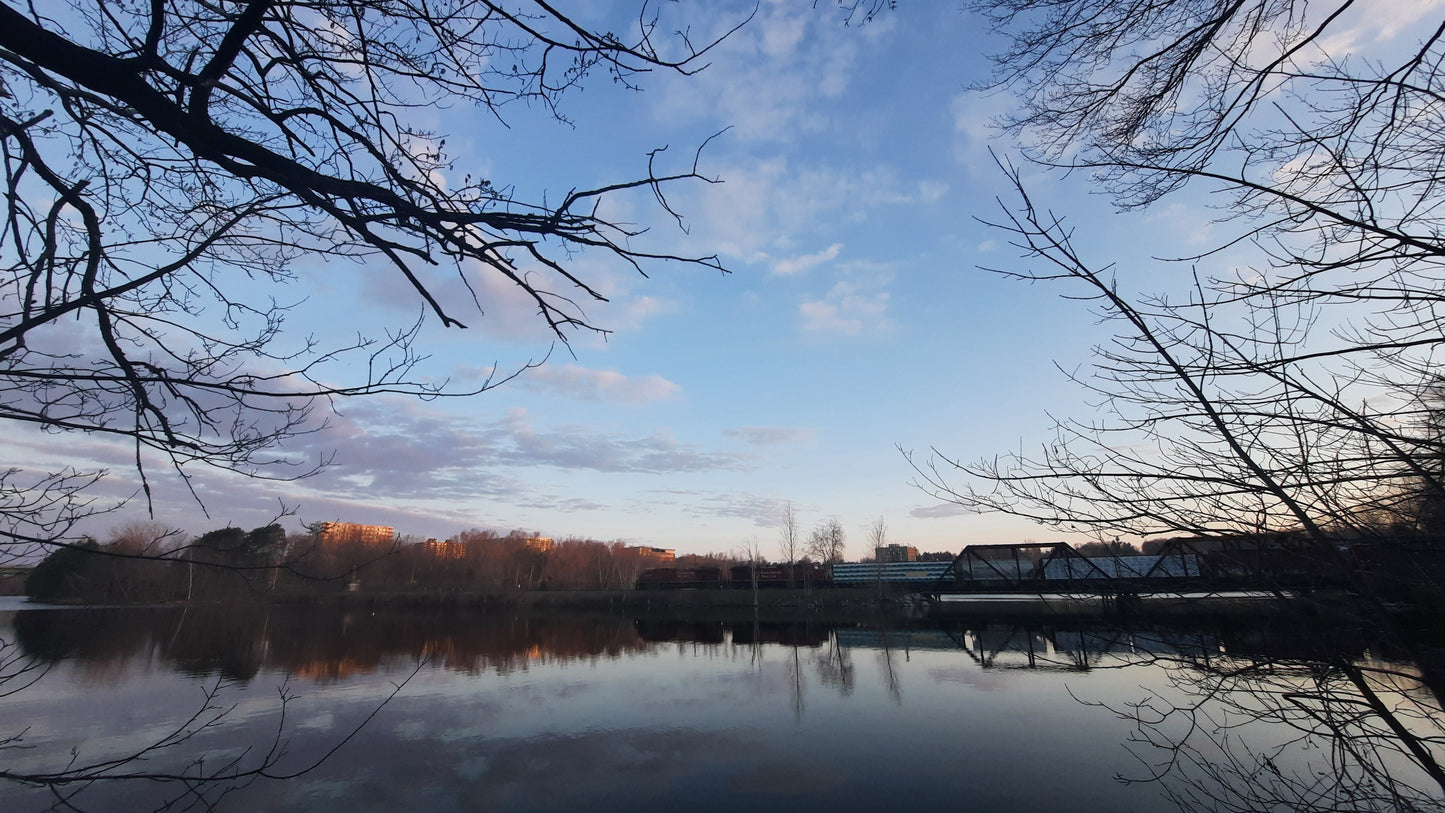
[942,625,1220,671]
[833,614,1398,674]
[835,625,1222,671]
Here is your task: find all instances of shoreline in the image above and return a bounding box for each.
[6,585,1414,626]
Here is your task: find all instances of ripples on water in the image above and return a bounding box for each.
[0,601,1440,812]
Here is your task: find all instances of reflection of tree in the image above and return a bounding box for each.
[813,633,855,697]
[2,604,427,809]
[871,626,905,704]
[0,656,423,811]
[1101,654,1445,812]
[927,614,1445,809]
[788,642,806,722]
[12,606,657,682]
[0,624,51,721]
[4,605,677,809]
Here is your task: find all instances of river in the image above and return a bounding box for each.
[0,597,1440,812]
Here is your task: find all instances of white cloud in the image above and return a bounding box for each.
[723,427,815,446]
[759,5,808,57]
[774,243,843,275]
[612,295,672,331]
[518,364,681,405]
[650,489,797,528]
[918,180,949,204]
[950,91,1012,175]
[489,408,748,474]
[797,261,895,336]
[266,401,752,504]
[348,254,561,343]
[1142,201,1215,250]
[651,2,868,143]
[678,157,943,263]
[799,285,889,335]
[910,502,972,519]
[1315,0,1442,57]
[690,156,790,261]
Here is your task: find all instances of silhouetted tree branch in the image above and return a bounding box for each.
[0,655,427,811]
[927,1,1445,572]
[917,165,1438,550]
[1099,653,1445,811]
[0,0,743,537]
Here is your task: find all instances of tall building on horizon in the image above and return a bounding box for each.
[524,537,555,553]
[875,544,918,563]
[315,522,395,546]
[629,546,675,564]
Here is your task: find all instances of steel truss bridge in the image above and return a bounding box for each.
[931,539,1352,598]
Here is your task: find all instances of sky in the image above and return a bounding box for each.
[14,0,1436,560]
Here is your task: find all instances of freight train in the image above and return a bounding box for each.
[634,561,947,590]
[634,556,1199,591]
[634,563,831,590]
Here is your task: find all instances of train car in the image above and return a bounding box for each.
[1183,536,1356,590]
[947,559,1035,582]
[1040,554,1201,581]
[728,563,829,588]
[830,561,951,588]
[635,567,723,590]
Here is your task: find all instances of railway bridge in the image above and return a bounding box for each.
[930,539,1353,600]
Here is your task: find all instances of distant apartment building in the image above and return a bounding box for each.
[875,544,919,563]
[316,522,394,546]
[422,538,465,559]
[629,546,675,564]
[524,536,555,553]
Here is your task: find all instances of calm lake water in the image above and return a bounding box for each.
[0,597,1441,812]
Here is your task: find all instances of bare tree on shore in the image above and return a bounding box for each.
[808,518,847,564]
[779,501,801,587]
[866,516,888,559]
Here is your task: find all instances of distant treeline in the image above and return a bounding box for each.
[35,520,1439,607]
[24,524,742,604]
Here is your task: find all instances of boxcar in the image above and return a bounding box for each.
[635,567,723,590]
[728,563,829,588]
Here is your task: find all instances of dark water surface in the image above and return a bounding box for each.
[0,597,1441,812]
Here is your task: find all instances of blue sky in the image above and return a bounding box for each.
[24,0,1433,559]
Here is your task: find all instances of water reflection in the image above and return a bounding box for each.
[13,606,658,681]
[1120,650,1445,810]
[21,606,1398,681]
[0,605,1441,812]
